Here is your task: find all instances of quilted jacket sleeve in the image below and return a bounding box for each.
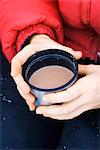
[58,0,100,60]
[0,0,64,62]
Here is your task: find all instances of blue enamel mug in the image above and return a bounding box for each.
[23,49,78,106]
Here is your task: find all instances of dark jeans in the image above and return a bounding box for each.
[0,50,100,150]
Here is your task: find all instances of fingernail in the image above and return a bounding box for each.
[29,105,35,111]
[26,96,35,103]
[29,107,33,111]
[28,104,32,111]
[36,108,42,114]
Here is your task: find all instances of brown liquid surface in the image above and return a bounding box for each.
[29,65,74,89]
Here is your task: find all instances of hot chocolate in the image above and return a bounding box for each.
[29,65,74,89]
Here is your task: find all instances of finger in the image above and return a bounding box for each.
[43,114,68,120]
[11,56,22,77]
[17,86,35,103]
[26,100,36,111]
[43,104,90,120]
[78,64,100,75]
[13,74,30,94]
[43,80,82,104]
[64,48,82,60]
[11,59,30,94]
[78,64,89,75]
[36,95,86,116]
[60,45,82,60]
[11,45,37,77]
[13,45,37,65]
[17,86,36,111]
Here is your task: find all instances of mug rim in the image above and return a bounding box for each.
[24,49,78,92]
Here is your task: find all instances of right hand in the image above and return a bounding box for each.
[11,34,82,111]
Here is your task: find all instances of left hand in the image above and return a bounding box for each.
[36,64,100,120]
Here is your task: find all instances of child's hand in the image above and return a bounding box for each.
[11,34,82,111]
[36,65,100,120]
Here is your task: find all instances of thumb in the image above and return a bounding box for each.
[62,46,82,60]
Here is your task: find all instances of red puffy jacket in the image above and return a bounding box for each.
[0,0,100,62]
